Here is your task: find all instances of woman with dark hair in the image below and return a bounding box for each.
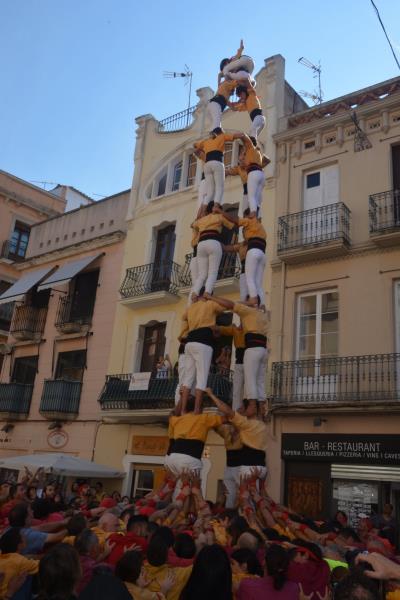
[237,544,299,599]
[180,544,233,600]
[37,543,81,600]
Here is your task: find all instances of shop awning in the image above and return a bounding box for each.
[0,266,55,305]
[37,254,103,291]
[0,453,124,478]
[331,464,400,482]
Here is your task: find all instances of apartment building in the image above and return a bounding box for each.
[268,76,400,523]
[93,55,307,500]
[0,190,129,467]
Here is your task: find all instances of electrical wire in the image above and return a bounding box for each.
[370,0,400,71]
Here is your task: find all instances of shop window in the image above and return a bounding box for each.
[12,356,38,384]
[55,350,86,381]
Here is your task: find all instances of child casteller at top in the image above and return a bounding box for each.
[207,40,255,133]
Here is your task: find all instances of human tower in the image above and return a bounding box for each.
[153,41,270,510]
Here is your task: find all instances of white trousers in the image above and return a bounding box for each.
[204,160,225,206]
[232,363,244,411]
[239,272,249,302]
[234,466,267,485]
[245,248,266,303]
[194,239,222,295]
[165,453,202,476]
[224,466,239,508]
[250,115,266,139]
[247,169,265,213]
[223,56,254,79]
[182,342,213,391]
[207,101,222,131]
[244,346,268,401]
[197,178,208,208]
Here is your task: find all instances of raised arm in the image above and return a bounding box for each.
[206,388,234,418]
[204,294,234,310]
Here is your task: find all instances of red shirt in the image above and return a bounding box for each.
[106,532,148,566]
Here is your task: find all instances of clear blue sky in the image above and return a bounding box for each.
[1,0,400,198]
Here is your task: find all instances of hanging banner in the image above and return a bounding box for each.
[129,372,152,391]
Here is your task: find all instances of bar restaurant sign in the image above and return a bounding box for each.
[282,434,400,465]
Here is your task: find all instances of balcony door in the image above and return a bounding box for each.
[302,166,339,243]
[55,350,86,381]
[295,290,339,399]
[152,225,175,291]
[12,356,38,384]
[70,270,99,322]
[140,323,166,374]
[392,145,400,224]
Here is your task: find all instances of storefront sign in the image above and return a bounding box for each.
[132,435,169,456]
[282,434,400,465]
[129,372,151,391]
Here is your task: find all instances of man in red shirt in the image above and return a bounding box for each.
[106,515,148,566]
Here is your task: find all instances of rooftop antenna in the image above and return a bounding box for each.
[163,65,193,124]
[298,57,323,104]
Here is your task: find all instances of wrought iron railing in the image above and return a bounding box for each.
[180,252,241,288]
[158,106,196,133]
[99,366,232,411]
[120,261,182,298]
[0,383,33,415]
[10,305,47,338]
[369,190,400,234]
[270,353,400,405]
[0,241,26,262]
[0,302,14,331]
[277,203,351,252]
[40,379,82,415]
[55,295,94,329]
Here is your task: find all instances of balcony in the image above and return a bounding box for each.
[270,353,400,408]
[0,383,33,419]
[0,241,26,264]
[369,190,400,246]
[157,106,196,133]
[39,379,82,419]
[10,305,47,341]
[55,295,93,334]
[99,367,232,422]
[180,252,241,295]
[277,203,351,264]
[119,261,182,308]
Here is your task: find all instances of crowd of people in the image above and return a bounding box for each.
[0,468,399,599]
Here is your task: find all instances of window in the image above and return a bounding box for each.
[306,172,320,188]
[171,161,182,192]
[9,221,30,260]
[12,356,38,384]
[224,143,233,168]
[132,469,154,498]
[157,172,167,197]
[296,290,338,377]
[55,350,86,381]
[0,281,14,331]
[186,153,197,186]
[140,323,166,373]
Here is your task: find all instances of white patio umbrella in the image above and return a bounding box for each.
[0,453,124,478]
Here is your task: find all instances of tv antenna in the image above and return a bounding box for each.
[298,57,323,104]
[163,65,193,122]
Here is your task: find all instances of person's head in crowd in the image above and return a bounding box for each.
[32,498,55,520]
[95,481,103,494]
[66,513,87,537]
[383,503,394,518]
[112,490,121,502]
[290,539,323,564]
[241,397,258,418]
[27,485,37,502]
[218,508,238,528]
[334,573,380,600]
[0,527,24,554]
[8,502,31,528]
[331,565,350,588]
[227,516,249,546]
[75,529,100,559]
[12,483,27,501]
[174,533,196,559]
[338,527,362,545]
[120,507,136,527]
[127,514,149,538]
[71,482,80,495]
[43,483,56,500]
[152,525,174,548]
[37,543,81,600]
[237,529,262,553]
[148,522,160,536]
[115,550,142,585]
[120,495,130,507]
[180,544,232,600]
[231,548,263,577]
[147,535,169,567]
[265,544,290,590]
[98,511,119,533]
[0,482,11,498]
[334,510,348,528]
[78,570,132,600]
